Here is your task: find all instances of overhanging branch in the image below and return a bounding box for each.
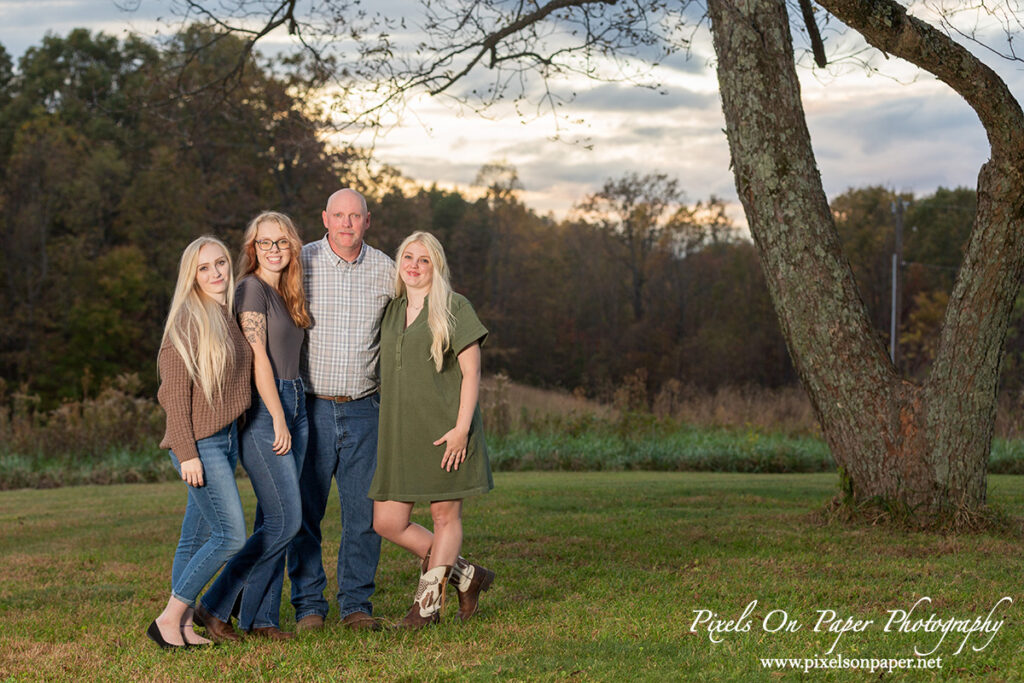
[426,0,619,95]
[797,0,828,67]
[818,0,1024,154]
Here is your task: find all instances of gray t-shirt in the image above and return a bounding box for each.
[236,275,304,380]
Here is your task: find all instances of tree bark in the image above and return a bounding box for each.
[706,0,1024,520]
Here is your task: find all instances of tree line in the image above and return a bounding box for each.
[0,27,1018,411]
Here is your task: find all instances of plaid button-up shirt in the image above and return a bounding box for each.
[301,237,396,398]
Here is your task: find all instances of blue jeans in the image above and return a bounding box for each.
[287,393,381,620]
[201,378,308,630]
[169,423,247,606]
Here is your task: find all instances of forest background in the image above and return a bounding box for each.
[5,16,1024,681]
[2,26,1022,483]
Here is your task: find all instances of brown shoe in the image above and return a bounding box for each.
[341,611,382,631]
[295,614,325,632]
[452,559,495,621]
[194,603,242,643]
[397,565,450,629]
[247,626,294,641]
[397,603,441,629]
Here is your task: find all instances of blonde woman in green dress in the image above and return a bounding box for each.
[370,231,495,628]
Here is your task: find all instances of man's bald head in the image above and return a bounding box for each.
[325,188,367,215]
[322,188,371,262]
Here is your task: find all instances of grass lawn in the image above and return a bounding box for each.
[1,472,1022,681]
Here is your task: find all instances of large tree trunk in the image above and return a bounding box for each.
[706,0,1024,520]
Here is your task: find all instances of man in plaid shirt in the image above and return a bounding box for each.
[288,188,396,631]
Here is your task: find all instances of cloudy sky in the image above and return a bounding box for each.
[0,0,1016,220]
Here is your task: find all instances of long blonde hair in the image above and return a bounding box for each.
[161,236,237,404]
[395,231,455,371]
[236,211,310,328]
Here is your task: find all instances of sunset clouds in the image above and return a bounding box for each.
[0,1,1016,218]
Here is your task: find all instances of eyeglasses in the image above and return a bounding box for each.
[255,238,291,251]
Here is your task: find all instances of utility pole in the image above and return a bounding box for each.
[890,198,906,366]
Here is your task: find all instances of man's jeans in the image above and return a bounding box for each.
[201,378,308,630]
[168,423,247,606]
[287,393,381,620]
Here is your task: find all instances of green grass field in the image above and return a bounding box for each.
[2,472,1023,681]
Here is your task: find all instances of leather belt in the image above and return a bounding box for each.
[316,394,355,403]
[314,390,378,403]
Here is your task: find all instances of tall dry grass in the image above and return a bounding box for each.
[483,371,1024,438]
[651,379,820,436]
[479,373,614,436]
[482,371,821,437]
[0,374,164,458]
[0,374,166,488]
[1,372,1022,488]
[996,392,1024,439]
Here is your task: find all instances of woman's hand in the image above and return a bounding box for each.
[434,427,469,471]
[272,417,292,456]
[181,458,204,487]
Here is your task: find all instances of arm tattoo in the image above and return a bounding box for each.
[239,311,268,347]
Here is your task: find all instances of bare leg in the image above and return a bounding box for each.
[153,596,191,646]
[428,500,463,568]
[373,500,433,559]
[179,606,212,645]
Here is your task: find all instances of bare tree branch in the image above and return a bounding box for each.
[425,0,617,95]
[820,0,1024,155]
[177,0,298,84]
[924,0,1024,65]
[798,0,828,66]
[153,0,696,133]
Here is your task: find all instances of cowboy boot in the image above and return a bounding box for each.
[420,551,495,621]
[398,565,451,629]
[451,556,495,621]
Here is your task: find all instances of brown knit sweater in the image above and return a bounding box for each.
[158,305,253,464]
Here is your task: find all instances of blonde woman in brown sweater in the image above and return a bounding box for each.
[148,236,252,650]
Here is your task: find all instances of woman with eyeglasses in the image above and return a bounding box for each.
[195,212,311,641]
[149,236,252,649]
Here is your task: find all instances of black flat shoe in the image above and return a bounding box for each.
[181,625,214,649]
[146,620,186,650]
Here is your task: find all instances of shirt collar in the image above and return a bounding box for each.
[319,236,368,266]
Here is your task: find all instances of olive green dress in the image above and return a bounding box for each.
[369,292,493,502]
